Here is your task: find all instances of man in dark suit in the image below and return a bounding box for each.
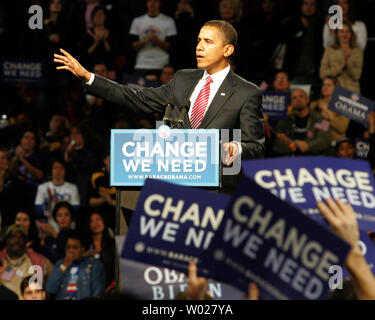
[54,20,265,165]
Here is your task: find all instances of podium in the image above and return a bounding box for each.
[111,127,222,293]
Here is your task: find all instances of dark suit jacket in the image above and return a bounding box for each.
[86,68,265,159]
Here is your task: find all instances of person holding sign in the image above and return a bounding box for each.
[310,76,349,148]
[53,20,265,166]
[317,198,375,300]
[320,21,363,94]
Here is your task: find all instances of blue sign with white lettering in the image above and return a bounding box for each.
[242,157,375,231]
[121,179,230,276]
[110,128,220,187]
[2,59,43,86]
[116,236,245,300]
[329,86,375,126]
[202,175,351,300]
[262,91,289,119]
[355,138,370,159]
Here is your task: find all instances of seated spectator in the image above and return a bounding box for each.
[272,71,291,93]
[10,130,48,208]
[272,88,331,156]
[80,6,117,67]
[89,152,116,230]
[37,201,75,264]
[335,137,355,159]
[41,114,69,159]
[159,65,175,85]
[0,147,19,229]
[14,209,39,250]
[34,159,79,224]
[64,123,98,212]
[129,0,177,78]
[46,230,105,300]
[310,76,349,145]
[83,210,115,291]
[0,225,53,298]
[19,275,47,300]
[323,0,367,51]
[320,21,363,93]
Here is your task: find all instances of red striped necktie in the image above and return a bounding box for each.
[190,76,213,129]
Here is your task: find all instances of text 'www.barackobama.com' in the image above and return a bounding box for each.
[128,174,202,180]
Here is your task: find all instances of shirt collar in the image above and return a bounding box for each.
[202,64,231,84]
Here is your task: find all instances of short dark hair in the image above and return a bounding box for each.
[91,5,106,22]
[20,275,44,294]
[65,229,85,248]
[203,20,237,48]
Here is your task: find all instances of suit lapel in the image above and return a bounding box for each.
[199,70,236,128]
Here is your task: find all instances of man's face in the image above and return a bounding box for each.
[22,282,46,300]
[70,127,84,148]
[147,0,161,16]
[65,239,85,262]
[49,115,63,134]
[301,0,316,17]
[160,66,175,84]
[338,142,355,159]
[196,26,232,75]
[291,89,309,111]
[52,161,65,181]
[273,72,290,92]
[7,230,26,257]
[20,131,36,152]
[93,64,108,78]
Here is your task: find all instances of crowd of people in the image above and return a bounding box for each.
[0,0,375,300]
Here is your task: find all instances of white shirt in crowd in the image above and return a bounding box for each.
[129,13,177,70]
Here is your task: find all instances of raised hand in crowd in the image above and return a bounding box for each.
[247,282,259,300]
[317,198,375,300]
[186,261,209,300]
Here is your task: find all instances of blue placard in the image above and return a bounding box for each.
[262,91,289,119]
[110,128,219,187]
[116,236,245,300]
[329,86,375,126]
[121,179,230,277]
[355,138,370,159]
[202,175,351,300]
[2,58,43,86]
[242,157,375,231]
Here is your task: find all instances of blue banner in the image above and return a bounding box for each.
[202,175,351,300]
[1,59,43,86]
[355,138,370,159]
[121,179,230,276]
[262,91,289,119]
[116,236,245,300]
[242,157,375,231]
[329,86,375,126]
[110,127,220,187]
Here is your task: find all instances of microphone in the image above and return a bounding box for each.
[178,98,191,127]
[162,97,175,125]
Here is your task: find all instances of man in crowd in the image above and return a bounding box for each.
[272,88,331,156]
[0,224,53,298]
[45,230,105,300]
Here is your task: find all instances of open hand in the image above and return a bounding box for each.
[54,48,91,82]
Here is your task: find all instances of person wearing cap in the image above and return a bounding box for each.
[0,224,53,298]
[336,137,356,159]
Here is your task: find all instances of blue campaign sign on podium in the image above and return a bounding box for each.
[110,127,220,187]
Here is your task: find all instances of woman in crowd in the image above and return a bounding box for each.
[14,209,39,250]
[323,0,367,50]
[320,21,363,94]
[37,201,75,264]
[83,210,115,292]
[310,76,349,146]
